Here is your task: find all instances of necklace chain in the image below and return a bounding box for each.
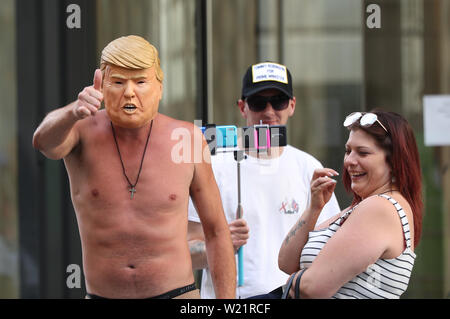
[110,120,153,199]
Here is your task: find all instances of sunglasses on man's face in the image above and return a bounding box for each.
[245,94,290,112]
[343,112,388,134]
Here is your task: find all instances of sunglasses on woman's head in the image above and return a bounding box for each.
[343,112,388,134]
[245,94,290,112]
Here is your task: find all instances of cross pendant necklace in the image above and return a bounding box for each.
[129,187,137,199]
[111,120,154,199]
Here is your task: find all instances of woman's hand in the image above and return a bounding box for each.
[288,270,302,299]
[310,168,339,212]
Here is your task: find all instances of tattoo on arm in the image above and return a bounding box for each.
[284,220,306,245]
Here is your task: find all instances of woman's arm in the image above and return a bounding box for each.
[294,196,405,298]
[278,168,338,274]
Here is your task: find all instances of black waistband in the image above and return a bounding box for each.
[87,283,197,299]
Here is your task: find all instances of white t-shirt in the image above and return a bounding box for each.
[188,145,341,299]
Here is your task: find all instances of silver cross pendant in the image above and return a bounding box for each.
[129,187,136,199]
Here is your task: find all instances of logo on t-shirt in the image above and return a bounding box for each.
[279,198,299,214]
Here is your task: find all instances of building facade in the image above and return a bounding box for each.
[0,0,449,298]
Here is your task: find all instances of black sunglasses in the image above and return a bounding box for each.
[245,94,290,112]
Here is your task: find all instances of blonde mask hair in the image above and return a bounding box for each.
[100,35,163,82]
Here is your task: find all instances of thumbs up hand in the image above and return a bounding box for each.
[73,69,104,119]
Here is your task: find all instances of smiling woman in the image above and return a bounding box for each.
[276,110,423,299]
[344,129,392,200]
[342,110,423,246]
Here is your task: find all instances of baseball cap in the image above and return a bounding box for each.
[241,62,293,99]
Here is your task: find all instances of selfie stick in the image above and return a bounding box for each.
[234,150,245,287]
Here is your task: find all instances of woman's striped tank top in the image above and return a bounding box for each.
[299,194,416,299]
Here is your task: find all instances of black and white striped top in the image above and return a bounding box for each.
[299,194,416,299]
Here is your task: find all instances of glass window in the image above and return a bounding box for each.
[97,0,198,122]
[210,0,259,127]
[210,0,363,206]
[209,0,449,298]
[266,0,363,205]
[400,0,445,298]
[0,0,19,298]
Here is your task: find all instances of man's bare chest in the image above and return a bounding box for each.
[66,133,194,210]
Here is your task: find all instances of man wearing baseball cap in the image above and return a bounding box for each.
[188,62,340,298]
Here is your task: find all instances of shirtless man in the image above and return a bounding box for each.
[32,35,236,299]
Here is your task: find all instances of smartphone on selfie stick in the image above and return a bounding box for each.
[201,123,287,289]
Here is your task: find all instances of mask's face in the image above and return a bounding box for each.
[103,64,162,128]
